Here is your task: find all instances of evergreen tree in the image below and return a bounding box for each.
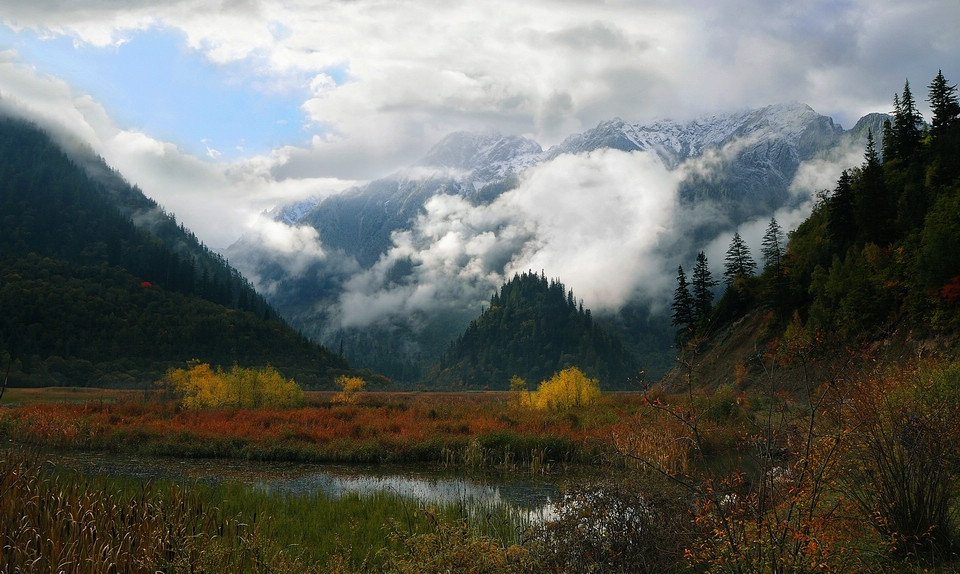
[928,69,960,138]
[722,231,757,286]
[691,251,717,323]
[760,217,788,318]
[671,265,695,332]
[893,79,923,160]
[761,217,785,274]
[881,98,899,163]
[828,170,856,251]
[855,129,893,245]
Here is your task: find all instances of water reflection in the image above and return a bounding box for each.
[45,451,558,519]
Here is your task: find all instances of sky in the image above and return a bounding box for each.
[1,1,959,326]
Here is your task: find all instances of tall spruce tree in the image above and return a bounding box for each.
[671,265,695,332]
[828,170,856,251]
[692,251,717,323]
[855,129,893,245]
[761,217,785,275]
[893,79,923,160]
[882,96,900,163]
[928,69,960,138]
[760,217,788,318]
[722,231,757,286]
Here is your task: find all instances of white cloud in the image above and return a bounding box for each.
[0,50,358,248]
[5,0,957,188]
[330,148,679,329]
[1,0,958,298]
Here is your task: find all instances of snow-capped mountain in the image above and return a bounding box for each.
[418,131,543,190]
[548,103,843,165]
[227,103,882,382]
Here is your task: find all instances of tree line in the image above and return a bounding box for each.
[672,70,960,348]
[430,271,639,389]
[0,115,348,387]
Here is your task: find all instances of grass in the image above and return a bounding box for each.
[0,386,141,406]
[0,447,542,573]
[0,389,641,470]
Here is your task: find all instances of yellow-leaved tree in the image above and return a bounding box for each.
[164,362,304,409]
[332,375,366,404]
[528,366,601,411]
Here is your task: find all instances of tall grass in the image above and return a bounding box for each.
[0,391,637,470]
[0,447,541,573]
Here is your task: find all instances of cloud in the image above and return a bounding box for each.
[1,0,957,325]
[329,148,679,330]
[0,51,357,247]
[7,0,957,188]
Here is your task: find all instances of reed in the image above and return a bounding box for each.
[0,447,540,572]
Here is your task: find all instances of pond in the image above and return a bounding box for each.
[43,450,561,521]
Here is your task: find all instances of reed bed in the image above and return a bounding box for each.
[0,447,542,573]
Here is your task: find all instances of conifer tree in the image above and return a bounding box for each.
[893,79,923,160]
[761,217,788,318]
[691,251,717,323]
[928,69,960,138]
[882,97,899,163]
[760,217,785,275]
[671,265,695,332]
[828,170,856,251]
[722,231,757,286]
[855,129,893,245]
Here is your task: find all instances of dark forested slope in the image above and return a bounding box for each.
[0,116,347,387]
[430,271,640,390]
[665,73,960,389]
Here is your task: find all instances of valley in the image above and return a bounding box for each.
[2,69,960,572]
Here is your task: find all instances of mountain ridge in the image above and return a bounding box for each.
[0,114,350,388]
[226,102,885,383]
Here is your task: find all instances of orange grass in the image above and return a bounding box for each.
[0,391,647,469]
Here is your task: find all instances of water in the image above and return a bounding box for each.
[44,450,559,520]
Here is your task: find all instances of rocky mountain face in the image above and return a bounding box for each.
[225,103,883,383]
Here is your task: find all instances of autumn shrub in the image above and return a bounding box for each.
[164,362,305,409]
[530,475,692,573]
[842,359,960,562]
[384,510,542,574]
[526,366,601,411]
[333,375,366,404]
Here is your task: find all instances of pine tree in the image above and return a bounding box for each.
[828,170,856,251]
[928,69,960,138]
[761,217,785,274]
[760,217,788,318]
[882,97,900,163]
[691,251,717,323]
[671,265,695,330]
[722,231,757,286]
[893,79,923,160]
[855,129,893,245]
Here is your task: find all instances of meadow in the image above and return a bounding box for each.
[0,388,635,470]
[4,354,960,572]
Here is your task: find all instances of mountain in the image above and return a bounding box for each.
[660,87,960,392]
[0,114,348,388]
[226,103,883,383]
[430,271,639,390]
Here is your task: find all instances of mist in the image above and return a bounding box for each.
[244,132,858,343]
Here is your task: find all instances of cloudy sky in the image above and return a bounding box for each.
[0,0,958,253]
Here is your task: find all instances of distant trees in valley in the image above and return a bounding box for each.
[431,271,638,390]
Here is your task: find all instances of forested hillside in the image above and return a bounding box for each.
[670,72,960,383]
[0,115,348,388]
[430,271,639,389]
